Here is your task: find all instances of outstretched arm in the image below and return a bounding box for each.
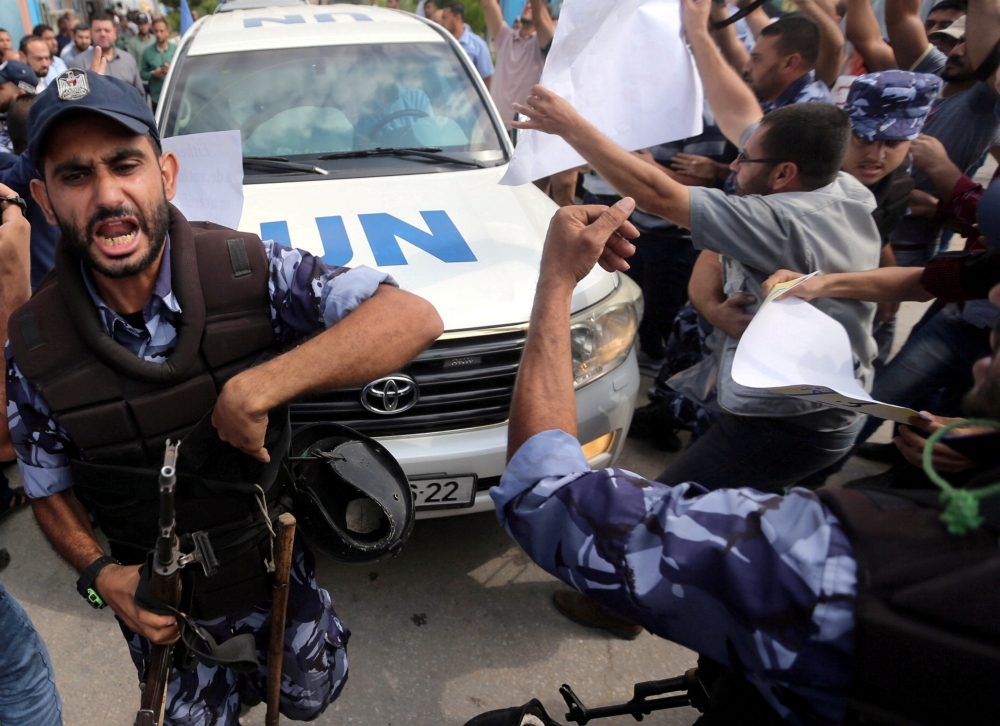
[763,266,933,302]
[0,189,31,460]
[967,0,1000,69]
[797,0,848,87]
[682,0,764,146]
[885,0,932,70]
[481,0,505,39]
[846,0,899,70]
[531,0,555,50]
[512,87,695,226]
[710,2,749,72]
[213,285,443,461]
[507,202,638,459]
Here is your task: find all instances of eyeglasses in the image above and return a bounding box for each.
[735,150,787,165]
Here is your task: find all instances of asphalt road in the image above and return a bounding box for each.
[0,299,933,726]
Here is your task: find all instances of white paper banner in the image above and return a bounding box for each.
[500,0,704,186]
[732,278,927,425]
[161,130,244,229]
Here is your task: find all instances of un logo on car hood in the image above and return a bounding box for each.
[361,374,419,414]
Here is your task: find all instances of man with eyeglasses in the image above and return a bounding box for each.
[512,0,883,492]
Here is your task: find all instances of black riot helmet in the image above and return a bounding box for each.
[287,423,414,564]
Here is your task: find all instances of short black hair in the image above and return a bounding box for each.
[759,14,821,68]
[73,21,89,33]
[32,24,53,36]
[929,0,967,13]
[758,103,851,190]
[90,11,113,26]
[8,94,34,156]
[444,2,466,20]
[19,35,46,54]
[152,17,169,29]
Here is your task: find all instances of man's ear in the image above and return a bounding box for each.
[159,150,179,202]
[29,178,59,226]
[780,52,802,75]
[770,161,799,191]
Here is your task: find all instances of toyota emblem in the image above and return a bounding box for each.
[361,374,419,414]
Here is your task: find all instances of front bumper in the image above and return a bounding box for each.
[375,347,640,519]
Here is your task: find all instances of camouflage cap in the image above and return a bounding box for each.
[844,70,943,142]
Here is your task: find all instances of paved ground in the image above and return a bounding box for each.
[0,299,932,726]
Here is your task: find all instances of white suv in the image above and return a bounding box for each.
[157,3,641,517]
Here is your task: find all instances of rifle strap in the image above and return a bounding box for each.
[135,555,260,674]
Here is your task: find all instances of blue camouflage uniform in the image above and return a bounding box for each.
[7,238,393,723]
[492,430,857,726]
[758,70,833,114]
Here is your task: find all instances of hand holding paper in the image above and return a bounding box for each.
[511,86,585,140]
[731,286,928,425]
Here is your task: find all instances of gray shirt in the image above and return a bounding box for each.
[69,47,145,97]
[687,171,881,430]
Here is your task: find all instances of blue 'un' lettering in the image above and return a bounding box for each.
[315,13,373,22]
[243,14,305,27]
[359,211,477,266]
[261,212,476,267]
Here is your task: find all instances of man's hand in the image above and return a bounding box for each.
[895,413,981,474]
[704,293,756,338]
[511,86,586,139]
[670,153,721,181]
[681,0,714,39]
[909,134,952,173]
[89,50,107,74]
[762,269,819,299]
[0,183,30,268]
[876,301,900,323]
[213,374,270,463]
[93,564,180,645]
[539,200,639,286]
[908,188,940,219]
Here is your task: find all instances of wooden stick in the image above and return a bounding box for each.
[265,513,297,726]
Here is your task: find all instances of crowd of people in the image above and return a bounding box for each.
[0,0,998,724]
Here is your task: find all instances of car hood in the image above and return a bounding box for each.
[237,165,617,331]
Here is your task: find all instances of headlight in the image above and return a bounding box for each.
[570,275,642,388]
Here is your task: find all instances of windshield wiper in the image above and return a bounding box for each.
[317,147,486,168]
[243,156,329,175]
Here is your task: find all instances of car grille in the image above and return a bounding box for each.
[290,331,525,436]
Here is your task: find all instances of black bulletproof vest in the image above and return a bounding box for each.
[9,205,285,618]
[817,486,1000,725]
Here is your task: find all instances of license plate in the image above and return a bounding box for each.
[408,475,477,510]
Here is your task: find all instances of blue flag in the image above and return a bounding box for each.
[180,0,195,35]
[501,0,523,27]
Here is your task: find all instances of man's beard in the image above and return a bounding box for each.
[964,372,1000,419]
[57,198,169,280]
[736,174,771,197]
[941,58,973,83]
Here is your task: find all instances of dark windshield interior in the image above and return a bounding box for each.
[161,42,507,173]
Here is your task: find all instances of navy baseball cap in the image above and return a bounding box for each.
[28,69,159,165]
[844,71,943,142]
[0,61,39,94]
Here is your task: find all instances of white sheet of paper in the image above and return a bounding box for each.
[500,0,704,186]
[161,130,244,229]
[731,291,925,424]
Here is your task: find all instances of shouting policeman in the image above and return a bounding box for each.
[5,70,443,722]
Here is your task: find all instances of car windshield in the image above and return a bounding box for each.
[161,42,507,177]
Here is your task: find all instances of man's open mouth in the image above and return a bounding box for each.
[93,217,141,251]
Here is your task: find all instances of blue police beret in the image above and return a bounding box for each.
[0,60,39,93]
[27,69,159,164]
[844,71,943,142]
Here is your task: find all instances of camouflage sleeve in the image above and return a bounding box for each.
[263,240,398,344]
[5,343,76,498]
[492,430,856,726]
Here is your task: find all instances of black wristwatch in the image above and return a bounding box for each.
[0,195,27,218]
[76,555,120,610]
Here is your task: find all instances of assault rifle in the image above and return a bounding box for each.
[133,441,218,726]
[559,670,708,724]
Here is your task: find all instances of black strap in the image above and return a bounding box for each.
[226,238,253,278]
[710,0,769,29]
[135,553,260,673]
